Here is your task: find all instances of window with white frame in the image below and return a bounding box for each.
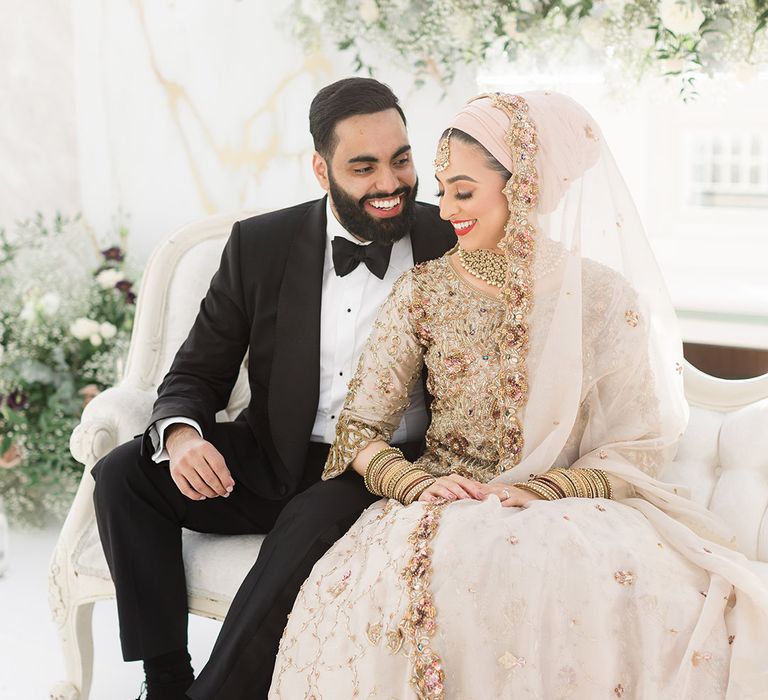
[688,131,768,209]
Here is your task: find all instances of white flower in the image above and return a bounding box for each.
[0,344,4,364]
[300,0,324,23]
[659,0,704,35]
[39,292,61,317]
[502,13,524,40]
[19,301,36,322]
[519,0,537,14]
[602,0,629,13]
[359,0,380,24]
[89,333,103,347]
[630,26,658,50]
[70,317,101,340]
[96,268,123,289]
[550,9,567,30]
[99,322,117,339]
[449,13,473,44]
[580,16,604,49]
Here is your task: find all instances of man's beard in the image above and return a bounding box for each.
[328,172,418,245]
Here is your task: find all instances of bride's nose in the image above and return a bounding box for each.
[439,197,457,221]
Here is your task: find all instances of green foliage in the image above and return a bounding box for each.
[0,214,136,527]
[290,1,767,98]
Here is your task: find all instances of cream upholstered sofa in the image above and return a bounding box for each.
[48,211,768,699]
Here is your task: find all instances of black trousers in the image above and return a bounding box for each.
[92,421,419,699]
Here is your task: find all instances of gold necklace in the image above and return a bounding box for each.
[457,248,506,287]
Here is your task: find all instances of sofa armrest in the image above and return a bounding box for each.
[70,384,156,468]
[53,384,156,568]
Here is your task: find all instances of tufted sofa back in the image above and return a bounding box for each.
[125,211,768,563]
[661,374,768,563]
[123,212,252,422]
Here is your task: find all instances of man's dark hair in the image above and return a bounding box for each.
[309,77,407,159]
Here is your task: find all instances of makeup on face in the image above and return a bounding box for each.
[434,140,509,251]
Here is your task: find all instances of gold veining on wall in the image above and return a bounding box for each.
[133,0,332,212]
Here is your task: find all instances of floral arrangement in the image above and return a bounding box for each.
[292,0,768,98]
[0,214,136,526]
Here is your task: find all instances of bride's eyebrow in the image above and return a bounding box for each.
[433,174,479,185]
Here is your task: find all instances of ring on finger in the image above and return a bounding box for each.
[502,488,511,500]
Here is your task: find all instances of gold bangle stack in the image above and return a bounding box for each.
[364,447,436,505]
[514,467,613,500]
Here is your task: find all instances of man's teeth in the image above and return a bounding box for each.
[453,220,475,230]
[368,196,401,210]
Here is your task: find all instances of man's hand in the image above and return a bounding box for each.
[417,473,485,502]
[165,425,234,500]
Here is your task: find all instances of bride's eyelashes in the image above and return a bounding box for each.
[434,191,473,200]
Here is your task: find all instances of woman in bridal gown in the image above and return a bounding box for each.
[269,92,768,699]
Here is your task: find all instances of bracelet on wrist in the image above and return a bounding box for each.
[364,447,436,504]
[515,467,614,501]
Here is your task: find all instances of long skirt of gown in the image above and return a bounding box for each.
[269,495,743,699]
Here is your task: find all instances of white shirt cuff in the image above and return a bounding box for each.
[150,417,203,463]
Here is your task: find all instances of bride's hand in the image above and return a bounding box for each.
[417,473,485,502]
[479,483,542,507]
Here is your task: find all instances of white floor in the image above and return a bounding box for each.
[0,525,222,700]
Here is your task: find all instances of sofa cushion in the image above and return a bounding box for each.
[74,521,264,603]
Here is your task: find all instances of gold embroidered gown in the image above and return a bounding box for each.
[268,255,768,699]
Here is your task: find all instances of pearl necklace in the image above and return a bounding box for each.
[457,248,507,288]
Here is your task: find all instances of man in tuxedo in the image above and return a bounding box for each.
[92,76,454,700]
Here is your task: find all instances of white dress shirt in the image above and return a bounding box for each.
[150,200,428,462]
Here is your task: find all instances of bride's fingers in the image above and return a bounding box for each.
[447,474,484,499]
[440,480,476,500]
[430,485,460,501]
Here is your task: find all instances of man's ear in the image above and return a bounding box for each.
[312,152,330,191]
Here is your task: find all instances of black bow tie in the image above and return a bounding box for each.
[331,236,393,280]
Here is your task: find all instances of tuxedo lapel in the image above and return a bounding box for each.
[268,198,326,479]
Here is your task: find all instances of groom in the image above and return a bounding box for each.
[92,77,454,700]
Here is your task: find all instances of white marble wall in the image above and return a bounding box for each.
[2,1,473,259]
[0,0,79,229]
[67,0,474,260]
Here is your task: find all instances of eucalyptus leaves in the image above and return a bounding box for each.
[292,1,767,98]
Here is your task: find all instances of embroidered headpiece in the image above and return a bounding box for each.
[433,127,453,172]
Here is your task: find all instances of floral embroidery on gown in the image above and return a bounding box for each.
[269,257,761,699]
[270,91,768,699]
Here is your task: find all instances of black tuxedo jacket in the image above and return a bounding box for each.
[145,197,455,497]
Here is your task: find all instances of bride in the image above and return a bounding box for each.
[268,92,768,698]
